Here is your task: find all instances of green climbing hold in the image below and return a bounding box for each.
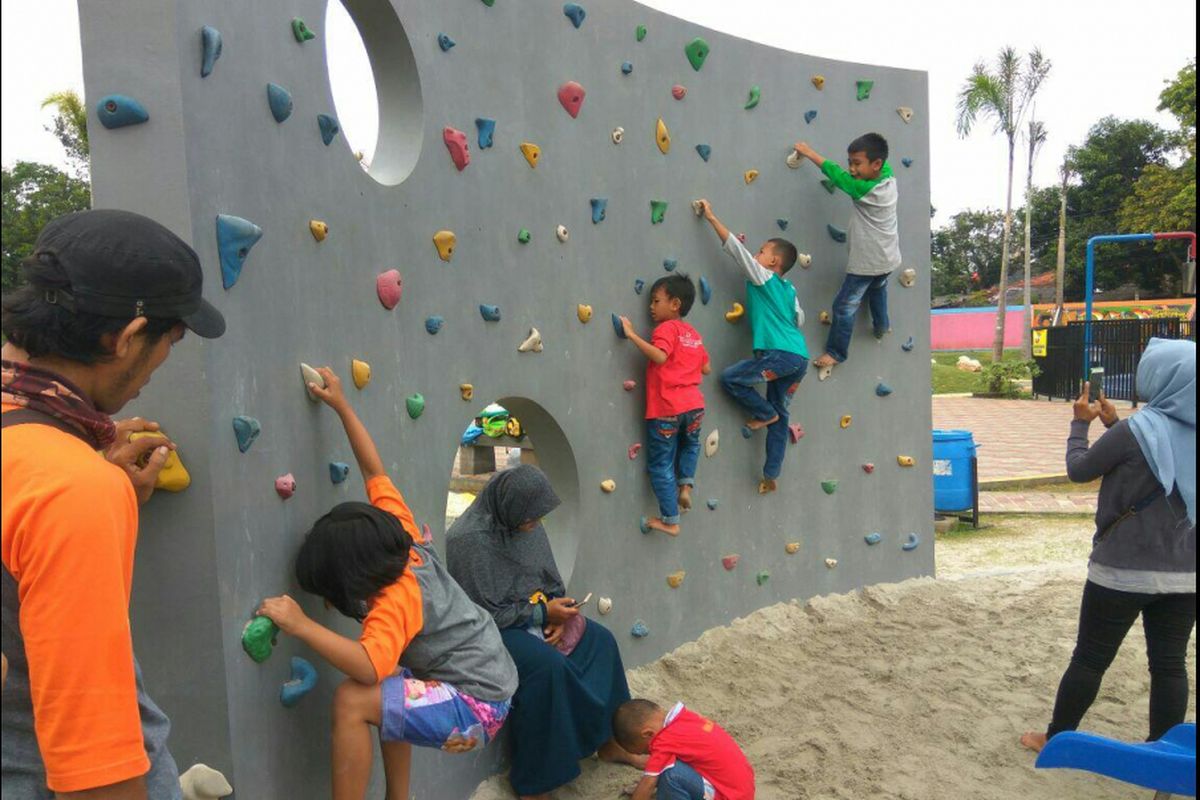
[821,479,839,495]
[636,24,647,41]
[481,0,495,5]
[406,393,425,420]
[291,17,315,43]
[650,200,668,225]
[518,228,531,244]
[756,570,770,586]
[856,80,874,101]
[684,37,709,71]
[241,616,279,663]
[820,178,836,194]
[744,85,761,110]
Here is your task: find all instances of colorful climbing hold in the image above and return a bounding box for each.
[820,178,836,194]
[130,432,190,492]
[577,304,593,323]
[785,542,801,555]
[433,229,457,261]
[517,228,531,244]
[519,142,541,168]
[232,416,260,453]
[437,32,456,52]
[699,276,712,305]
[460,384,474,402]
[786,150,803,169]
[610,127,625,145]
[684,37,710,71]
[902,336,915,352]
[329,461,350,484]
[630,620,649,638]
[611,313,626,339]
[862,463,875,474]
[741,426,753,440]
[744,86,761,110]
[300,363,325,401]
[636,24,647,41]
[96,94,150,130]
[376,269,403,310]
[241,616,278,663]
[804,109,818,124]
[875,382,893,397]
[707,499,720,510]
[897,455,915,467]
[721,554,739,570]
[351,359,371,390]
[776,218,789,231]
[655,118,671,154]
[818,365,833,382]
[650,200,668,225]
[598,597,613,614]
[896,106,914,123]
[215,214,262,290]
[557,81,586,118]
[180,764,232,800]
[309,220,328,242]
[744,169,759,185]
[901,157,914,168]
[442,127,470,171]
[756,570,770,586]
[811,74,825,90]
[824,558,838,569]
[621,61,633,75]
[704,429,719,458]
[291,17,316,42]
[828,224,847,243]
[475,117,495,149]
[666,571,686,589]
[517,327,543,353]
[200,26,222,78]
[821,479,839,495]
[556,224,569,243]
[724,302,744,323]
[600,479,616,493]
[280,656,318,708]
[672,84,687,100]
[627,443,641,460]
[406,394,425,419]
[797,253,813,269]
[695,144,711,162]
[275,473,296,499]
[425,315,444,334]
[839,414,852,429]
[788,423,805,444]
[899,268,917,288]
[663,258,677,272]
[864,532,882,545]
[563,2,586,28]
[590,197,607,224]
[819,311,832,325]
[902,532,921,551]
[317,114,340,146]
[634,279,645,295]
[480,0,495,5]
[856,80,874,101]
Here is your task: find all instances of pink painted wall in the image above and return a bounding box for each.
[931,307,1026,351]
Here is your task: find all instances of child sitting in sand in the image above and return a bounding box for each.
[613,698,756,800]
[791,133,901,372]
[619,274,711,536]
[696,199,809,494]
[255,366,517,800]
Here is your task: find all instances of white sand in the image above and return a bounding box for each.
[470,548,1197,799]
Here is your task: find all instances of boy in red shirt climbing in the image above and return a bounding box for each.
[619,274,711,536]
[613,699,756,800]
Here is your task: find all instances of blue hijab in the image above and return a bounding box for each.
[1129,338,1196,525]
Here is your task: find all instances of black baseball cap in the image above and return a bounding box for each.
[32,208,225,338]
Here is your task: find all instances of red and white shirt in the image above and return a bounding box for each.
[645,320,708,419]
[645,703,756,800]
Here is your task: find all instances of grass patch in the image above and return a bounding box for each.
[931,349,1030,395]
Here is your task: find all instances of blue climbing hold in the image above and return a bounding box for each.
[590,197,608,224]
[706,498,719,510]
[631,620,649,638]
[479,304,502,322]
[902,532,920,551]
[902,157,913,168]
[425,316,444,335]
[329,462,351,484]
[776,218,789,231]
[902,336,915,352]
[200,26,222,78]
[280,656,318,708]
[437,32,456,52]
[621,61,633,75]
[875,382,893,397]
[563,2,586,28]
[639,516,650,534]
[663,258,677,272]
[461,424,484,447]
[804,109,817,124]
[740,426,753,439]
[215,214,263,290]
[232,416,261,453]
[317,114,340,146]
[864,532,882,545]
[634,279,645,295]
[699,276,712,305]
[612,313,626,339]
[95,95,148,130]
[820,179,837,194]
[266,83,293,123]
[695,144,711,162]
[827,224,847,243]
[475,117,495,149]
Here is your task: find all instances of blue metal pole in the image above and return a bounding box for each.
[1083,234,1154,379]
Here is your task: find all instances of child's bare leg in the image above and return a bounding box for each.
[758,478,777,495]
[646,517,680,536]
[677,484,692,509]
[381,740,412,800]
[331,679,383,800]
[744,414,779,431]
[812,353,838,368]
[1019,731,1047,752]
[598,738,650,769]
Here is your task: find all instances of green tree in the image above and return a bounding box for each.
[931,209,1012,299]
[2,161,92,291]
[956,47,1052,361]
[41,90,90,177]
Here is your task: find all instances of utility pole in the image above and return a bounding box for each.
[1021,119,1046,358]
[1052,157,1071,325]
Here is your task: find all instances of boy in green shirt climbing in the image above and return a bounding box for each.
[792,132,901,375]
[696,199,809,494]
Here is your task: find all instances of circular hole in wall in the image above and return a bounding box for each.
[444,397,581,585]
[325,0,423,185]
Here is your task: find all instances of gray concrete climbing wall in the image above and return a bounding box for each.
[78,1,931,796]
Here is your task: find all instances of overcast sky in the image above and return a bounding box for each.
[2,0,1195,227]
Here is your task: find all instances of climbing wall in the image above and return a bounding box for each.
[78,1,931,796]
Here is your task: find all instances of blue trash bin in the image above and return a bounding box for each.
[932,429,977,512]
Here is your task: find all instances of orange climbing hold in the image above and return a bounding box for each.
[666,571,686,588]
[577,304,593,323]
[785,542,801,555]
[460,384,474,401]
[744,169,759,184]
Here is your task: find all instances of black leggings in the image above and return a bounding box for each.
[1048,580,1196,740]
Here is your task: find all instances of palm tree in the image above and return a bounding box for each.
[1020,117,1047,356]
[41,90,90,174]
[1052,150,1076,325]
[956,48,1052,363]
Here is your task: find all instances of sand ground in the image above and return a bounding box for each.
[469,514,1198,800]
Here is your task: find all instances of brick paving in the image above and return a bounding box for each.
[931,396,1134,483]
[979,491,1097,514]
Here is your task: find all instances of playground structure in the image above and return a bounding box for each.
[78,0,931,795]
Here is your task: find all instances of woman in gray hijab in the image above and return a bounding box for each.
[447,465,643,799]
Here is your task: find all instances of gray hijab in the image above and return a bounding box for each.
[446,465,565,629]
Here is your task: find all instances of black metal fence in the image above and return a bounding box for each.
[1032,317,1195,405]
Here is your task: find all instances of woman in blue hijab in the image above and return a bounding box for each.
[1022,338,1196,752]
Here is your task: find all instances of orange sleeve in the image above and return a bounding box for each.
[365,475,420,540]
[359,575,424,682]
[3,429,149,792]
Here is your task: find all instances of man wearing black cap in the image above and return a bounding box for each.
[1,209,225,799]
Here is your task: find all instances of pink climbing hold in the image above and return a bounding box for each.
[442,126,470,171]
[721,554,740,571]
[275,473,297,499]
[421,522,433,544]
[862,463,875,474]
[376,269,403,310]
[623,380,637,391]
[628,443,642,460]
[788,423,805,444]
[557,81,586,118]
[671,84,687,100]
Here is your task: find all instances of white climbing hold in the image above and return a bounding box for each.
[691,199,705,216]
[704,429,719,458]
[817,364,833,381]
[797,253,812,269]
[598,597,613,614]
[611,126,624,144]
[556,224,569,243]
[518,327,544,353]
[600,479,616,493]
[899,268,917,288]
[897,106,914,123]
[786,150,803,169]
[300,363,324,400]
[824,558,838,569]
[180,764,233,800]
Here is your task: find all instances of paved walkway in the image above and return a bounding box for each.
[931,396,1134,483]
[979,491,1097,514]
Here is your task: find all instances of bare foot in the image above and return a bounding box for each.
[598,739,650,769]
[812,353,838,368]
[758,478,777,495]
[678,485,693,510]
[646,517,680,536]
[745,415,779,431]
[1019,731,1047,752]
[520,795,552,800]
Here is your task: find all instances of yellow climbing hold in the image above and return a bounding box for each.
[785,542,801,555]
[725,302,744,323]
[433,230,456,262]
[577,304,593,323]
[819,310,832,325]
[897,455,915,467]
[351,359,371,390]
[600,479,616,493]
[460,383,474,401]
[655,118,671,154]
[309,220,328,241]
[744,169,759,185]
[519,142,541,168]
[131,431,190,492]
[812,74,825,90]
[840,414,852,429]
[666,570,686,588]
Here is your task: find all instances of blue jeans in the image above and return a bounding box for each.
[657,761,713,800]
[824,272,891,362]
[720,350,808,479]
[646,409,704,524]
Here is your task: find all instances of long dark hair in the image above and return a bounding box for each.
[294,502,412,621]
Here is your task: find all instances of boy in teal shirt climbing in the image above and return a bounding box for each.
[696,199,809,494]
[792,133,901,374]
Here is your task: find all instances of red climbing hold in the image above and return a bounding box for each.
[623,380,637,391]
[671,84,687,100]
[721,554,740,571]
[862,463,875,474]
[376,269,403,310]
[788,423,805,444]
[442,126,470,171]
[628,443,642,460]
[557,81,586,119]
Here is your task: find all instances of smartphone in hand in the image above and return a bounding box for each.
[1089,366,1105,402]
[570,592,593,610]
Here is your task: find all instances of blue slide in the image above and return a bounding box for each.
[1036,723,1196,797]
